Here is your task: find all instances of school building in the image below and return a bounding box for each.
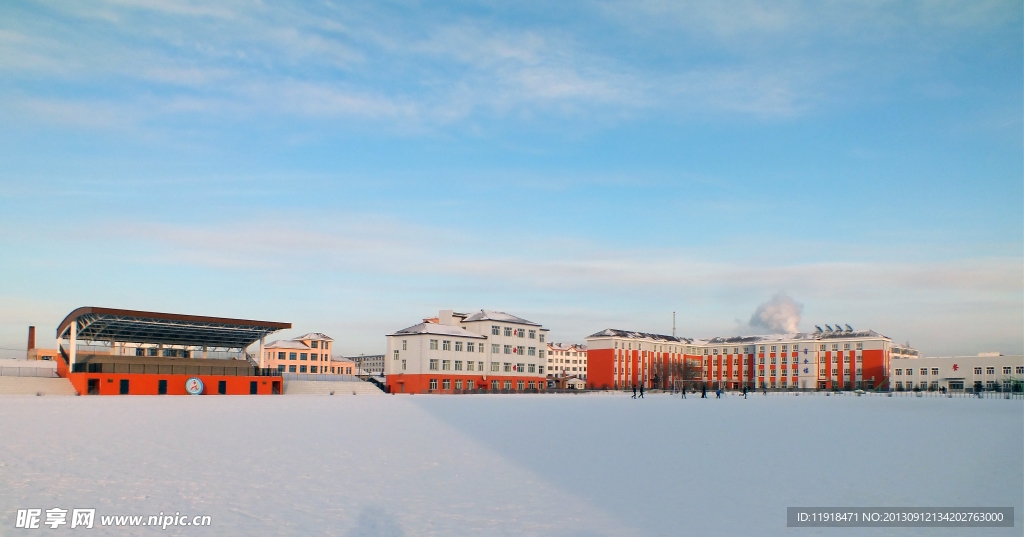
[890,354,1024,392]
[261,333,355,375]
[384,309,549,393]
[586,324,911,391]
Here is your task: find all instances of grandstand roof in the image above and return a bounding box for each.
[56,307,291,350]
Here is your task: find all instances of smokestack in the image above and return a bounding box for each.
[27,326,36,359]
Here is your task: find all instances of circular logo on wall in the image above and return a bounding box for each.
[185,377,204,395]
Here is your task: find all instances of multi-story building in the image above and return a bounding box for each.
[890,354,1023,392]
[263,333,346,374]
[546,343,588,380]
[385,309,549,393]
[587,324,906,391]
[585,329,692,390]
[348,354,385,376]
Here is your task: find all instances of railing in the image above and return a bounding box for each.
[70,362,264,377]
[281,373,361,382]
[0,367,59,378]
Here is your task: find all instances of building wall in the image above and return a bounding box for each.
[385,311,549,393]
[890,355,1024,391]
[56,354,280,395]
[263,336,335,373]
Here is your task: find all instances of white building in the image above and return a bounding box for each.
[385,310,549,393]
[890,354,1024,392]
[546,342,587,380]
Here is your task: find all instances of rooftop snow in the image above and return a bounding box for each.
[460,310,540,326]
[389,323,487,339]
[293,332,334,341]
[586,329,691,343]
[266,340,312,350]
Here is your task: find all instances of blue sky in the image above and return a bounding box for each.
[1,0,1021,357]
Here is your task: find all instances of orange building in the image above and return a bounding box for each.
[261,333,353,375]
[586,324,901,391]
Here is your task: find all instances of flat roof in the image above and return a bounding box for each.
[57,307,291,350]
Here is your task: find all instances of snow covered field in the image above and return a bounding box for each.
[1,392,1020,536]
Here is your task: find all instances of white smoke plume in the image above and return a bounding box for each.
[749,292,803,333]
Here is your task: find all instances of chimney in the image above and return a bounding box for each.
[27,326,36,359]
[438,310,456,326]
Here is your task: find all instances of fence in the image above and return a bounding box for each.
[0,367,59,378]
[282,373,361,382]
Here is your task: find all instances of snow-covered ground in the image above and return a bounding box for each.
[0,392,1020,536]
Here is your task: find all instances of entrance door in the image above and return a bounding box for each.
[271,381,281,395]
[87,378,99,395]
[818,381,826,390]
[250,381,258,394]
[119,379,129,394]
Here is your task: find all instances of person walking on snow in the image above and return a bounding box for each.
[681,386,687,399]
[701,385,707,399]
[639,384,645,398]
[632,384,637,399]
[743,386,748,399]
[716,388,721,399]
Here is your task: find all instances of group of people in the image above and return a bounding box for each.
[632,384,768,399]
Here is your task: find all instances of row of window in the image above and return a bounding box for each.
[692,342,867,355]
[429,378,540,391]
[270,352,328,361]
[426,359,544,374]
[894,366,1022,376]
[490,326,543,341]
[276,365,352,374]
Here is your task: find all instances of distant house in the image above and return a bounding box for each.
[263,333,353,375]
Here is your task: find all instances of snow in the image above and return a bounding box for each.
[0,392,1020,536]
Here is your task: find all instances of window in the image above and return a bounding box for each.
[843,356,850,363]
[931,368,939,376]
[289,352,297,360]
[429,379,438,390]
[479,344,485,353]
[300,353,308,361]
[491,362,500,372]
[454,379,462,390]
[442,379,450,390]
[455,341,463,352]
[831,344,839,351]
[516,346,525,355]
[770,346,776,352]
[517,380,524,390]
[781,357,787,364]
[517,329,525,338]
[277,365,285,372]
[478,361,484,370]
[770,357,776,365]
[402,340,407,351]
[819,369,825,376]
[832,368,838,376]
[843,368,850,375]
[895,369,902,375]
[504,345,512,354]
[820,344,826,351]
[1004,367,1012,375]
[299,365,307,373]
[429,359,439,371]
[713,348,719,355]
[856,342,863,350]
[401,360,406,371]
[430,340,438,350]
[538,366,544,374]
[528,347,536,356]
[759,357,764,365]
[974,367,982,375]
[467,380,475,390]
[844,343,850,350]
[442,360,451,370]
[504,363,512,372]
[539,334,545,343]
[855,368,862,375]
[492,344,500,353]
[758,370,764,377]
[467,342,475,353]
[920,369,927,376]
[504,327,513,337]
[759,346,765,352]
[516,363,525,372]
[743,357,748,366]
[905,368,912,375]
[856,355,862,363]
[529,330,536,339]
[1017,367,1024,375]
[442,340,451,351]
[528,364,536,373]
[492,325,500,335]
[986,367,995,375]
[311,341,318,349]
[393,350,399,360]
[289,365,296,372]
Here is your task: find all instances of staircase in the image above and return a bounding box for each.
[0,376,78,395]
[283,379,384,396]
